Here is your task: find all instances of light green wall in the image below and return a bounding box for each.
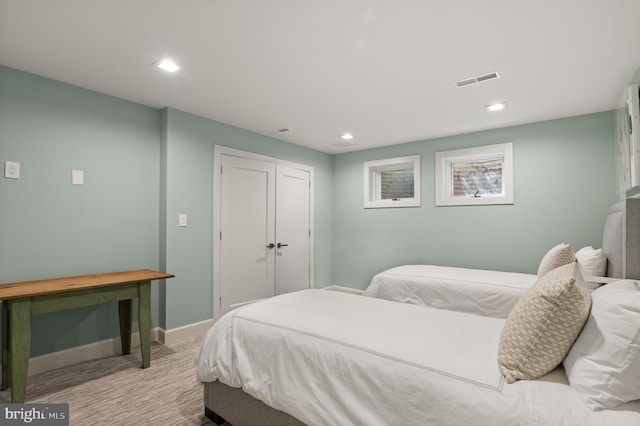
[332,112,618,288]
[0,66,161,356]
[0,66,333,354]
[0,63,627,357]
[161,108,333,329]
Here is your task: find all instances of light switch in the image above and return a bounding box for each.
[4,161,20,179]
[72,170,84,185]
[179,214,188,227]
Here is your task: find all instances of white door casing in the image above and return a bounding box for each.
[213,146,314,320]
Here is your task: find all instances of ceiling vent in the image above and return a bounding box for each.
[332,141,355,148]
[456,71,500,87]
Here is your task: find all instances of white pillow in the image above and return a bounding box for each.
[563,280,640,410]
[537,243,576,276]
[575,246,608,290]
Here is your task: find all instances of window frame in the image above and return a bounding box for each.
[435,142,513,206]
[363,154,421,209]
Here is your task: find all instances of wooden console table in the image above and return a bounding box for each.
[0,269,174,403]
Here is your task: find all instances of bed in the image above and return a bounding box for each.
[362,198,639,318]
[196,198,640,425]
[362,264,537,318]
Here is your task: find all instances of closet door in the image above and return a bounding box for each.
[220,155,276,313]
[275,165,311,295]
[217,152,313,317]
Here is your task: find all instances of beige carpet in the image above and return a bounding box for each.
[0,336,218,426]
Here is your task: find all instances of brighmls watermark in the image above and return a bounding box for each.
[0,404,68,425]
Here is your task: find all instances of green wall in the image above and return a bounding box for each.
[0,63,629,357]
[0,66,161,356]
[160,107,333,329]
[332,112,618,288]
[0,65,333,356]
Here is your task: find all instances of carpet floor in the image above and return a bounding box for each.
[0,336,217,425]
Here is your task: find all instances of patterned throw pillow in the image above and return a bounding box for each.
[537,243,576,276]
[498,261,591,383]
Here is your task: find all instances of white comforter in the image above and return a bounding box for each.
[196,290,640,426]
[363,265,538,318]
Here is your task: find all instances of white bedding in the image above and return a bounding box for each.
[363,265,538,318]
[196,289,640,426]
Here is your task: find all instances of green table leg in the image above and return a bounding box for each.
[118,299,132,355]
[1,302,10,391]
[138,281,151,368]
[9,298,31,403]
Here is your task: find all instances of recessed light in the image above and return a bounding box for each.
[486,102,506,112]
[341,133,354,140]
[156,59,180,73]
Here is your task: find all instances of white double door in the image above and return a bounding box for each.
[218,153,311,316]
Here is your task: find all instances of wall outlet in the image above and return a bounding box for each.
[4,161,20,179]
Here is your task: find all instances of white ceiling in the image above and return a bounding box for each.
[2,0,640,154]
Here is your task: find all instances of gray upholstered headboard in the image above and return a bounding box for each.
[602,198,640,279]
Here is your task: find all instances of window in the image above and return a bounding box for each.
[435,143,513,206]
[364,155,421,208]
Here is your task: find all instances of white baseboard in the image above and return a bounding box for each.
[158,319,214,345]
[26,328,157,378]
[1,320,215,381]
[322,285,364,295]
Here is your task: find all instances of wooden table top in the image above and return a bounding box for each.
[0,269,174,300]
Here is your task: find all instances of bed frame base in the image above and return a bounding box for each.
[204,406,226,425]
[204,380,306,426]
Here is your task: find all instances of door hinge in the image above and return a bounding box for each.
[220,165,223,175]
[220,231,222,240]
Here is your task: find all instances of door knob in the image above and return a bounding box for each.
[277,243,289,248]
[266,243,275,248]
